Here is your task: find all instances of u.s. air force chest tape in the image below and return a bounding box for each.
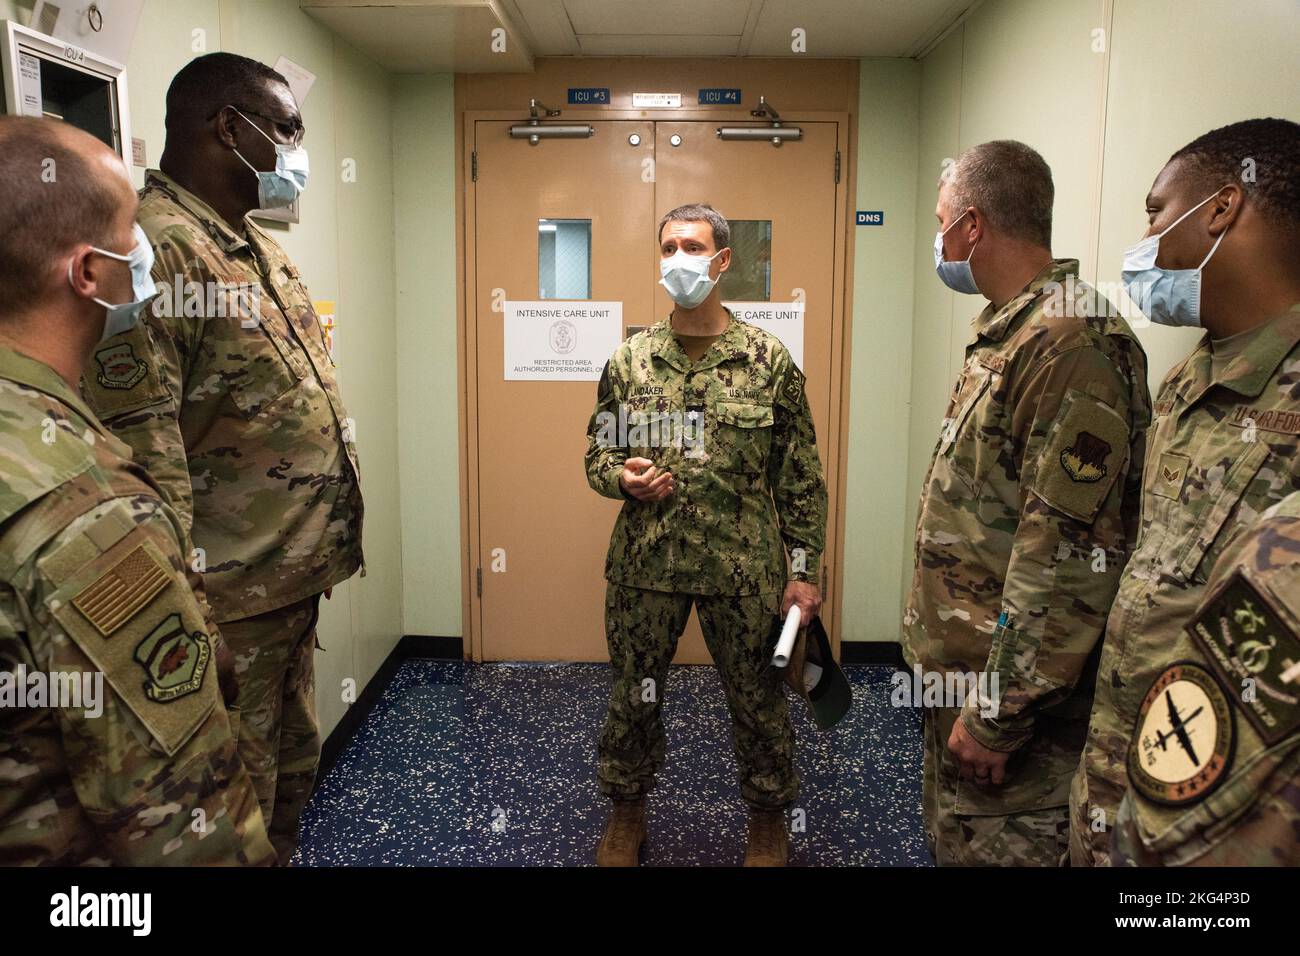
[1033,387,1130,523]
[38,505,214,756]
[1188,570,1300,746]
[81,321,170,420]
[1127,661,1236,807]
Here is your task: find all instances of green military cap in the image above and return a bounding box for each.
[775,614,851,731]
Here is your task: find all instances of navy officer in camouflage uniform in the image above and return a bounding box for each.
[585,203,828,866]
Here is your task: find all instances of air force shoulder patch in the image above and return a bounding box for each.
[133,613,211,703]
[1034,389,1129,524]
[94,343,148,390]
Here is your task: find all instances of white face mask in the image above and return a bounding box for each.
[659,248,725,308]
[934,210,980,295]
[231,107,309,210]
[1121,188,1229,328]
[67,222,158,342]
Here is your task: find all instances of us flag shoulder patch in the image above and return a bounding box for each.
[73,546,171,637]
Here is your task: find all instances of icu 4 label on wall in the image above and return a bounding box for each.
[698,88,742,105]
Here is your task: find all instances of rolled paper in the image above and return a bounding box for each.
[771,604,802,668]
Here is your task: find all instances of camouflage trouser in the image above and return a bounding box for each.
[922,707,1069,866]
[597,583,798,809]
[220,594,321,866]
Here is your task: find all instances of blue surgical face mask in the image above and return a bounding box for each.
[68,222,158,342]
[659,248,725,308]
[934,210,980,295]
[1121,189,1229,328]
[231,107,309,210]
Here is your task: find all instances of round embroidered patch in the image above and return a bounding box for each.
[1128,661,1235,806]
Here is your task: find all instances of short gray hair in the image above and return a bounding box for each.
[658,203,730,250]
[941,140,1053,248]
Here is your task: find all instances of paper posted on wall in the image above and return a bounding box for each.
[504,301,623,381]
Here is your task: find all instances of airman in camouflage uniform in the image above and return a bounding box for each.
[1072,307,1300,863]
[80,54,364,863]
[1071,119,1300,866]
[87,171,363,617]
[907,259,1149,865]
[907,142,1150,866]
[0,348,274,866]
[1111,491,1300,866]
[0,114,272,866]
[586,206,827,866]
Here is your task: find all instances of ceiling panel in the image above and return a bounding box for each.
[302,1,534,73]
[562,0,754,36]
[748,0,974,57]
[303,0,979,72]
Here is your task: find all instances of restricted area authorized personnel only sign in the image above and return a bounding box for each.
[504,301,623,381]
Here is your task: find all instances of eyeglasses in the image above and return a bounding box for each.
[212,105,306,145]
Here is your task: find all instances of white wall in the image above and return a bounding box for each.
[904,27,963,618]
[841,58,920,642]
[392,74,462,640]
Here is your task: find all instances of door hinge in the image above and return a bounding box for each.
[834,149,841,184]
[477,567,483,597]
[471,150,478,182]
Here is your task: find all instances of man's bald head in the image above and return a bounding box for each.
[0,116,136,320]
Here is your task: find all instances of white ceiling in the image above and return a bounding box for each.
[302,0,979,73]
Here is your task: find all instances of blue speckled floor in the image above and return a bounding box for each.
[293,661,929,866]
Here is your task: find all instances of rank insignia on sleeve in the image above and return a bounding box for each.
[1188,572,1300,745]
[1152,451,1190,501]
[93,343,148,390]
[1128,661,1235,807]
[134,613,210,702]
[1060,430,1111,483]
[73,546,171,637]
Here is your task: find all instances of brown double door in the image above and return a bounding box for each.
[471,117,842,663]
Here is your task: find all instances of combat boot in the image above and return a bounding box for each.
[743,808,789,867]
[596,797,646,866]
